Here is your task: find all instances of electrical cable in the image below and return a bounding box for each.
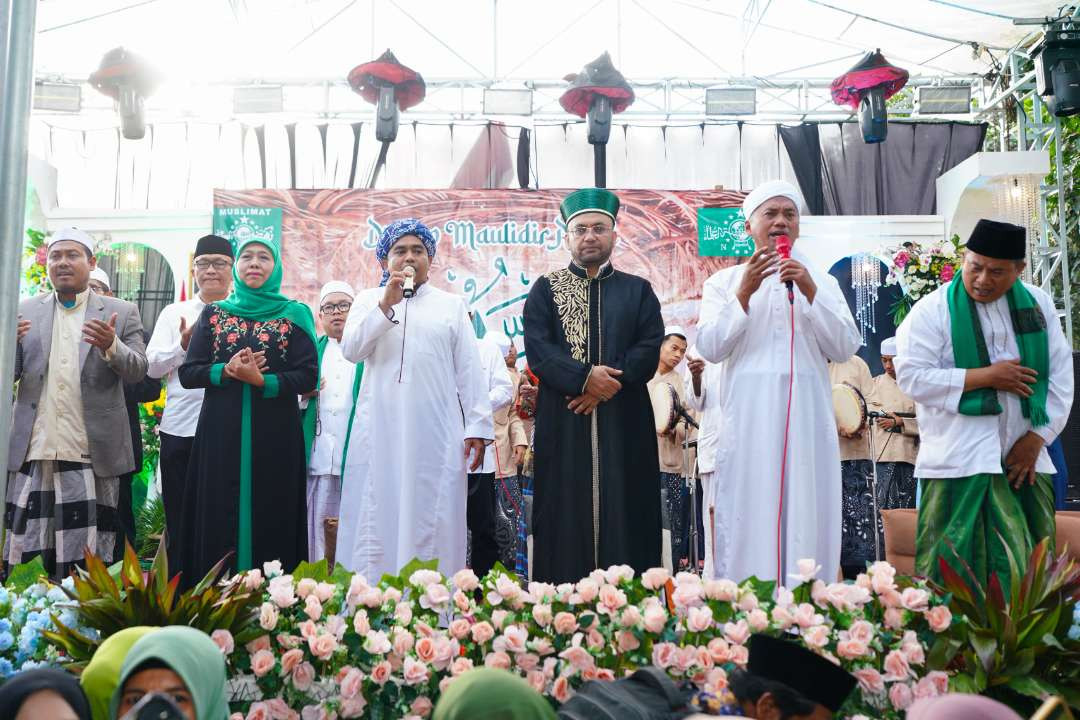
[776,295,796,584]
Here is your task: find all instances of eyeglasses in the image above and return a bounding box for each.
[194,259,232,271]
[569,223,613,238]
[320,302,353,315]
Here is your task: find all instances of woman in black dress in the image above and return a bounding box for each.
[178,236,318,581]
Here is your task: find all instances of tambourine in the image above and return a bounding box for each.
[832,383,867,436]
[649,381,680,434]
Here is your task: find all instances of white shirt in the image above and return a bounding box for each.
[477,337,514,475]
[895,280,1073,478]
[683,356,722,475]
[146,297,206,437]
[308,337,359,477]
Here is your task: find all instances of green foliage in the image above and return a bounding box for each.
[5,556,47,594]
[934,537,1080,714]
[135,496,165,560]
[22,228,50,296]
[41,541,263,670]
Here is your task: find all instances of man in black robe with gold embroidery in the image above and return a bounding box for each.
[523,188,665,582]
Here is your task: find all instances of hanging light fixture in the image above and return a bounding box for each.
[851,253,881,346]
[88,47,160,140]
[559,52,634,188]
[830,50,908,144]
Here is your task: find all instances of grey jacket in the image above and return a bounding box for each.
[10,291,149,477]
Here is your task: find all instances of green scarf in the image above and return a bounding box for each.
[301,335,364,467]
[948,270,1049,426]
[108,626,229,720]
[81,626,157,720]
[218,238,318,571]
[432,668,557,720]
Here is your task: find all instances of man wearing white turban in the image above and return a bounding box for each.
[696,180,861,584]
[302,281,364,562]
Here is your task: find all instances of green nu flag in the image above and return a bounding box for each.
[213,207,282,252]
[697,207,753,257]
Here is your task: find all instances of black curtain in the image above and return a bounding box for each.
[827,256,904,376]
[780,121,987,215]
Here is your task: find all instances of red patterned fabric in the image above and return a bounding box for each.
[830,51,909,109]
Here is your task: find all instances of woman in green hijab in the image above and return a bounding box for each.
[109,626,228,720]
[81,626,157,720]
[179,237,318,581]
[432,668,557,720]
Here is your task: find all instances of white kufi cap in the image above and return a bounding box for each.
[89,267,111,290]
[319,281,355,305]
[664,325,686,339]
[880,337,897,356]
[47,227,95,254]
[742,180,806,220]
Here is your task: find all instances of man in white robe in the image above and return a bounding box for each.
[336,219,492,581]
[696,181,861,584]
[683,350,724,578]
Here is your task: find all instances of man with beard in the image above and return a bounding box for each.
[523,188,664,582]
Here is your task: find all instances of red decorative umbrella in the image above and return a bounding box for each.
[559,51,634,118]
[347,49,426,111]
[88,47,159,102]
[830,50,908,109]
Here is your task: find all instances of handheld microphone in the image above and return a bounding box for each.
[774,234,794,303]
[402,266,416,299]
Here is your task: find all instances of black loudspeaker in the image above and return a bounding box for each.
[587,95,612,145]
[1033,22,1080,117]
[858,85,888,143]
[375,85,399,143]
[1049,58,1080,117]
[1057,352,1080,506]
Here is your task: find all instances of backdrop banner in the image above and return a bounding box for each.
[212,189,743,353]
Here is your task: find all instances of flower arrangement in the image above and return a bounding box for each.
[134,387,166,521]
[882,233,964,325]
[221,557,956,719]
[22,228,50,297]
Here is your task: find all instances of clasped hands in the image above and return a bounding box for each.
[224,347,269,387]
[567,365,623,415]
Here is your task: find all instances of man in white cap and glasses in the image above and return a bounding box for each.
[301,281,364,563]
[8,227,148,578]
[696,181,860,584]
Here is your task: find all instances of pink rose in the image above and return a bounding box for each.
[259,603,279,631]
[416,636,437,662]
[296,578,318,599]
[889,682,914,711]
[879,588,903,608]
[617,630,640,653]
[671,582,703,609]
[421,583,451,611]
[503,625,529,653]
[883,607,905,630]
[847,620,875,645]
[244,569,264,590]
[393,629,415,656]
[527,670,546,693]
[604,564,634,585]
[532,603,553,627]
[595,668,616,682]
[352,609,370,636]
[485,651,512,670]
[696,646,715,671]
[339,696,367,719]
[586,628,605,651]
[940,264,955,282]
[913,675,943,700]
[453,569,479,592]
[836,639,869,660]
[211,629,234,655]
[471,621,496,644]
[553,612,579,635]
[641,567,670,590]
[324,615,346,641]
[894,251,910,269]
[315,582,335,603]
[339,668,364,699]
[532,638,555,656]
[792,603,821,629]
[703,579,738,602]
[363,630,391,655]
[432,637,457,670]
[642,603,668,634]
[925,605,952,632]
[495,575,523,602]
[409,569,443,588]
[730,644,749,667]
[802,624,830,649]
[246,635,271,654]
[902,639,925,666]
[528,581,557,601]
[707,638,732,663]
[276,634,301,650]
[280,648,305,675]
[370,660,392,685]
[451,657,474,676]
[449,618,471,639]
[771,605,795,629]
[576,578,600,604]
[883,649,912,680]
[650,642,676,670]
[264,698,293,720]
[403,657,430,685]
[251,649,276,677]
[270,582,297,608]
[298,620,318,641]
[747,608,769,632]
[597,584,627,615]
[415,621,437,638]
[619,606,641,628]
[309,633,337,661]
[453,589,472,614]
[900,587,930,612]
[853,668,885,694]
[792,558,821,583]
[395,602,413,626]
[246,702,269,720]
[303,594,323,621]
[736,591,759,613]
[674,646,698,674]
[552,676,573,704]
[491,609,509,629]
[926,670,949,695]
[291,662,315,692]
[686,606,714,633]
[411,696,433,718]
[723,619,750,646]
[516,652,540,672]
[560,645,595,672]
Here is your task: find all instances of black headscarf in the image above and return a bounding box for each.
[0,667,92,720]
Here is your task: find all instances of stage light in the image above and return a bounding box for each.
[33,82,81,113]
[1033,18,1080,116]
[917,86,971,114]
[233,85,283,114]
[88,47,160,140]
[705,87,756,115]
[483,88,533,115]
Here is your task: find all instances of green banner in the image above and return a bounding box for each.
[697,207,753,257]
[213,207,282,251]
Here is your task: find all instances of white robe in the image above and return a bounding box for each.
[336,283,493,581]
[477,337,514,475]
[696,247,861,584]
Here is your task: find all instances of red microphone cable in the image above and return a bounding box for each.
[773,234,796,584]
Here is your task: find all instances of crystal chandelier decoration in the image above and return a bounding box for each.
[992,177,1039,276]
[851,253,881,346]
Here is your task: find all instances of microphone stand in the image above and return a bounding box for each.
[681,421,701,575]
[865,410,888,562]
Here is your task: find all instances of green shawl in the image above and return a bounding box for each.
[219,237,318,570]
[108,626,229,720]
[301,334,364,467]
[948,270,1049,426]
[80,626,157,720]
[432,668,557,720]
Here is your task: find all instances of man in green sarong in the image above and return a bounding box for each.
[895,219,1073,591]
